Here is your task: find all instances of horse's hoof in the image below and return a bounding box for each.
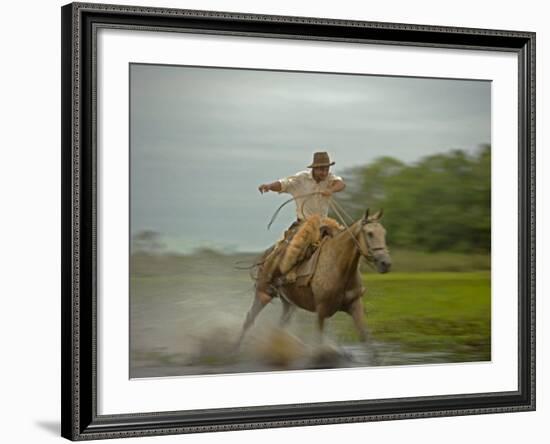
[256,328,307,368]
[232,341,242,354]
[309,344,350,368]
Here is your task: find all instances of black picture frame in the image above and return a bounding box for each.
[61,2,536,440]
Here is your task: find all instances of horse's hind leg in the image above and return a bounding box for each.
[279,298,295,327]
[316,304,331,344]
[236,292,270,349]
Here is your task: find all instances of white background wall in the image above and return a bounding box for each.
[0,0,546,443]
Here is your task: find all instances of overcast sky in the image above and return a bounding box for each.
[130,63,490,253]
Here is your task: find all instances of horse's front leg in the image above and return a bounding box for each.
[346,297,368,342]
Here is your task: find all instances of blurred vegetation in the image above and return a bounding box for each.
[338,145,491,253]
[131,229,166,254]
[130,250,260,277]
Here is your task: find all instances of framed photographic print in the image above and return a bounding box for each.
[61,2,536,440]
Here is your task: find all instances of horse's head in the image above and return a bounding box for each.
[359,208,392,273]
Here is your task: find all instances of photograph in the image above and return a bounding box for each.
[59,2,536,439]
[129,63,492,378]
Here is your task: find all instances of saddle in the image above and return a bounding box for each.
[286,236,329,287]
[256,216,342,294]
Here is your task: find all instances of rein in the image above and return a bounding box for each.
[327,198,374,264]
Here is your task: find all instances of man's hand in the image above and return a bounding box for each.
[258,181,282,194]
[258,184,271,194]
[321,180,345,197]
[329,179,346,194]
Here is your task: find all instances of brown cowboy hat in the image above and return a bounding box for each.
[307,152,335,168]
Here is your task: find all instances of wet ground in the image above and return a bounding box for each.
[132,338,454,378]
[130,252,459,379]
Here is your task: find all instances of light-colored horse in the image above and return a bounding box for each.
[238,209,391,345]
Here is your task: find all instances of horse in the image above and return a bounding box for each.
[237,208,391,347]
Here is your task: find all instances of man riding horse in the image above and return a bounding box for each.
[236,152,391,349]
[256,152,346,305]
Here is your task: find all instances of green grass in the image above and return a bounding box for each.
[337,271,491,362]
[361,249,490,273]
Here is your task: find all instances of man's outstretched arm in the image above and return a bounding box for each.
[258,181,282,194]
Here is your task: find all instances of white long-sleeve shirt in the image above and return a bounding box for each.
[278,170,343,220]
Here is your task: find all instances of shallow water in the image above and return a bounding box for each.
[131,339,456,379]
[129,253,470,379]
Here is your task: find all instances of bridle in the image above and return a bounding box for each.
[327,199,388,262]
[360,219,388,262]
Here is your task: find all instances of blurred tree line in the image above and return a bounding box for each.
[132,229,165,254]
[337,145,491,253]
